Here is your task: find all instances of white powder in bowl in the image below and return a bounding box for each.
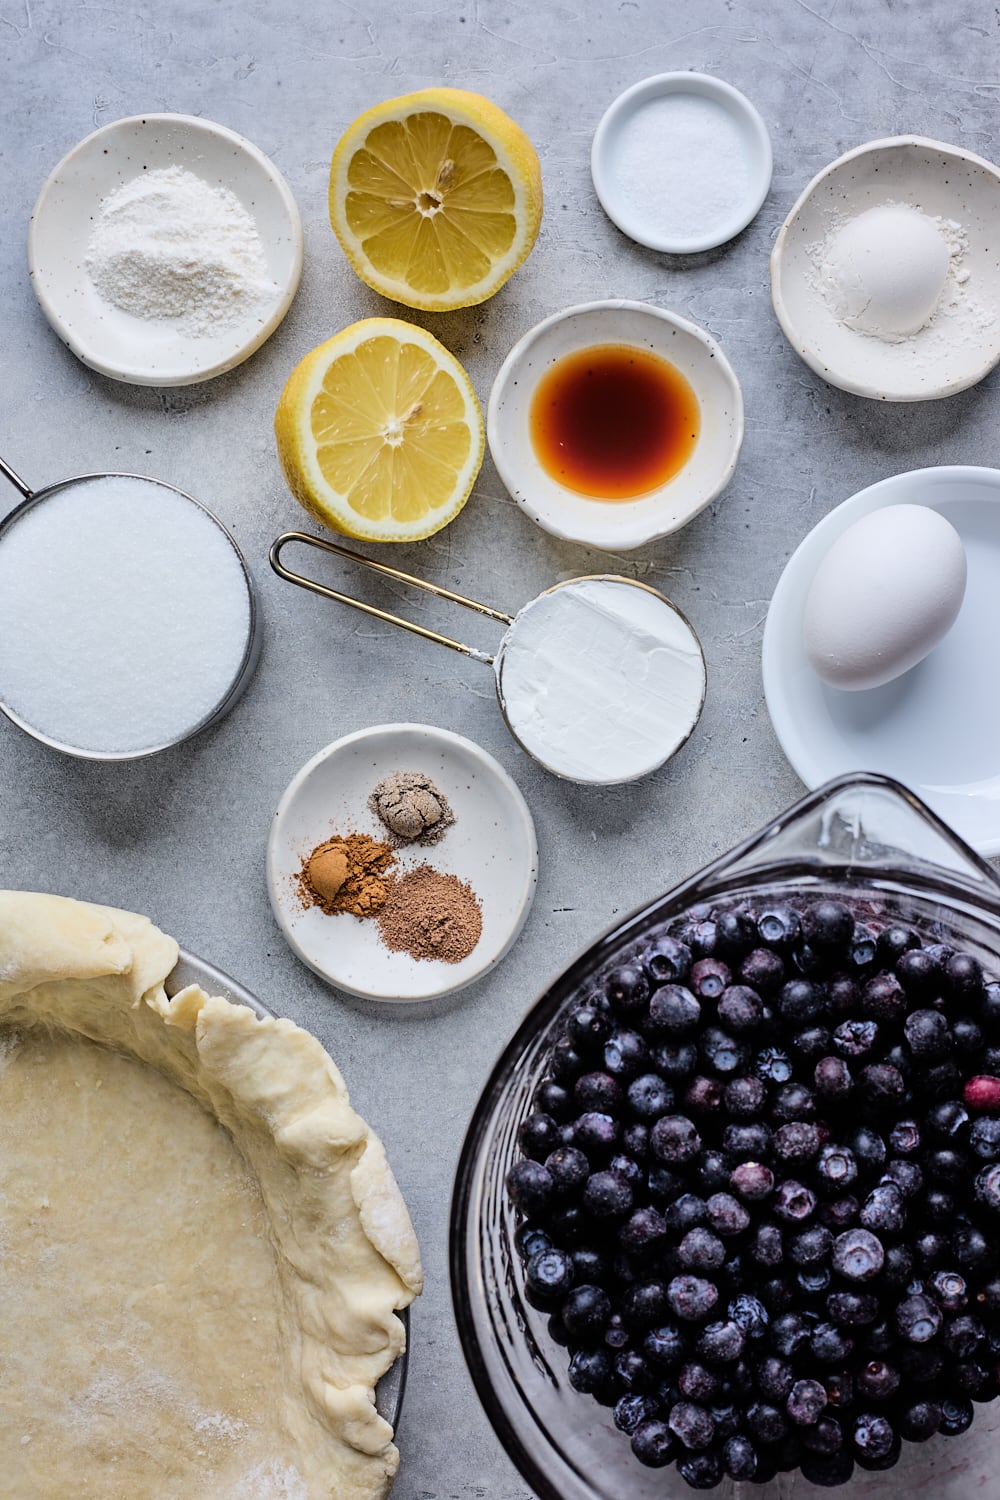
[85,166,277,338]
[610,94,753,244]
[0,475,253,755]
[495,577,705,783]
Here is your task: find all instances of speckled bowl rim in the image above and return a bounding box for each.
[590,71,773,253]
[28,113,303,387]
[770,135,1000,402]
[486,299,744,549]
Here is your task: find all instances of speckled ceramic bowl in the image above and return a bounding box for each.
[771,136,1000,402]
[487,301,744,550]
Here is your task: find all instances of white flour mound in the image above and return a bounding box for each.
[85,165,277,337]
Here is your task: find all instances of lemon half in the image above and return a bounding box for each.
[329,88,543,312]
[274,319,485,542]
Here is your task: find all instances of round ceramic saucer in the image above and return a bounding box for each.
[29,113,302,386]
[267,724,538,1002]
[763,466,1000,856]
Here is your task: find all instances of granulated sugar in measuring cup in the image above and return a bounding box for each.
[270,531,706,785]
[0,457,259,759]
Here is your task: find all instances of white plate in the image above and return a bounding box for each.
[487,300,743,550]
[771,136,1000,402]
[763,466,1000,855]
[590,72,772,254]
[267,724,538,1002]
[29,113,303,386]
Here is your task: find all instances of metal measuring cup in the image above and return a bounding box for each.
[0,455,260,760]
[269,530,707,785]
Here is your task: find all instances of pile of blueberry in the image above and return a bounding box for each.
[506,896,1000,1489]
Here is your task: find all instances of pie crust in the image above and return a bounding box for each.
[0,891,422,1500]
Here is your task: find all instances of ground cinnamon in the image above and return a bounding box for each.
[297,832,395,917]
[377,864,482,963]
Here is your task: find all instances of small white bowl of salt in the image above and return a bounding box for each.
[591,72,772,254]
[29,113,302,386]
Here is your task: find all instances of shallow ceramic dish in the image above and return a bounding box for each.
[487,301,743,550]
[166,948,408,1426]
[29,113,303,386]
[763,465,1000,854]
[591,72,772,253]
[771,136,1000,401]
[267,724,538,1003]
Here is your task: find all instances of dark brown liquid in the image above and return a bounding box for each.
[529,344,700,500]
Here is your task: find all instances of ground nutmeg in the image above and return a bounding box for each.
[377,865,482,963]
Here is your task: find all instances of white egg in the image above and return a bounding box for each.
[803,504,967,691]
[820,205,950,338]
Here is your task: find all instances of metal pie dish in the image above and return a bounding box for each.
[771,136,1000,402]
[29,113,303,386]
[166,947,408,1428]
[487,300,744,550]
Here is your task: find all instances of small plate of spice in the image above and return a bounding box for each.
[266,723,538,1002]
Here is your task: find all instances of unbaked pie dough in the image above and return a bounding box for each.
[0,891,423,1500]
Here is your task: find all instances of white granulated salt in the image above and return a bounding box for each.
[611,94,753,243]
[85,166,277,337]
[0,475,252,754]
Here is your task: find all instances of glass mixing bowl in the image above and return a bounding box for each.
[450,772,1000,1499]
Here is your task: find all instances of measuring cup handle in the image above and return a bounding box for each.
[0,456,33,500]
[268,530,511,664]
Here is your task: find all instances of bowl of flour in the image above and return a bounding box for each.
[29,113,303,386]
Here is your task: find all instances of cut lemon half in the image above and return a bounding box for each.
[274,319,485,542]
[329,87,543,312]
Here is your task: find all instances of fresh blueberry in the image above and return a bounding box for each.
[650,1114,701,1165]
[946,951,984,1003]
[695,1149,732,1195]
[723,1121,773,1158]
[573,1111,621,1153]
[849,923,878,969]
[881,1244,916,1287]
[665,1193,709,1233]
[614,1391,661,1433]
[746,1400,789,1444]
[567,1346,611,1393]
[799,1451,855,1487]
[826,1290,879,1326]
[506,1158,554,1216]
[567,1002,614,1053]
[689,957,731,1000]
[861,972,907,1024]
[774,1121,822,1165]
[773,1080,817,1122]
[850,1126,887,1174]
[896,946,942,997]
[939,1397,974,1435]
[642,1323,686,1368]
[895,1293,942,1344]
[953,1225,996,1273]
[626,1072,674,1122]
[731,1161,774,1201]
[833,1019,879,1060]
[678,1361,721,1403]
[809,1323,851,1365]
[780,979,825,1027]
[537,1080,573,1120]
[684,1074,723,1114]
[757,905,801,949]
[816,1143,857,1192]
[706,1192,750,1237]
[650,1041,699,1081]
[630,1417,675,1467]
[570,1246,609,1285]
[561,1284,612,1343]
[943,1313,985,1359]
[573,1071,624,1115]
[583,1170,633,1219]
[930,1269,968,1310]
[714,910,758,958]
[832,1229,884,1282]
[722,1433,758,1480]
[728,1293,769,1340]
[787,1378,827,1425]
[801,900,854,951]
[898,1400,941,1442]
[970,1116,1000,1160]
[678,1226,726,1272]
[695,1318,745,1364]
[645,936,692,985]
[605,963,651,1018]
[525,1247,575,1302]
[647,983,701,1036]
[904,1008,953,1059]
[975,1162,1000,1213]
[668,1276,719,1322]
[882,1159,923,1198]
[723,1075,766,1117]
[749,1222,784,1268]
[860,1184,906,1235]
[676,1450,725,1489]
[603,1028,649,1080]
[773,1180,817,1223]
[619,1206,669,1257]
[755,1046,793,1084]
[856,1359,900,1402]
[852,1411,896,1460]
[740,947,785,995]
[889,1118,921,1154]
[700,1026,750,1076]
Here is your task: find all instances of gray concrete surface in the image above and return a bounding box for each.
[2,2,999,1496]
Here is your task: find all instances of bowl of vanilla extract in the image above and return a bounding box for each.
[486,300,744,551]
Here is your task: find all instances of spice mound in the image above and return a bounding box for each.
[297,833,394,917]
[369,770,456,847]
[377,866,482,964]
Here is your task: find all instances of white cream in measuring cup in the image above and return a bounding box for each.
[495,578,705,782]
[269,533,707,785]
